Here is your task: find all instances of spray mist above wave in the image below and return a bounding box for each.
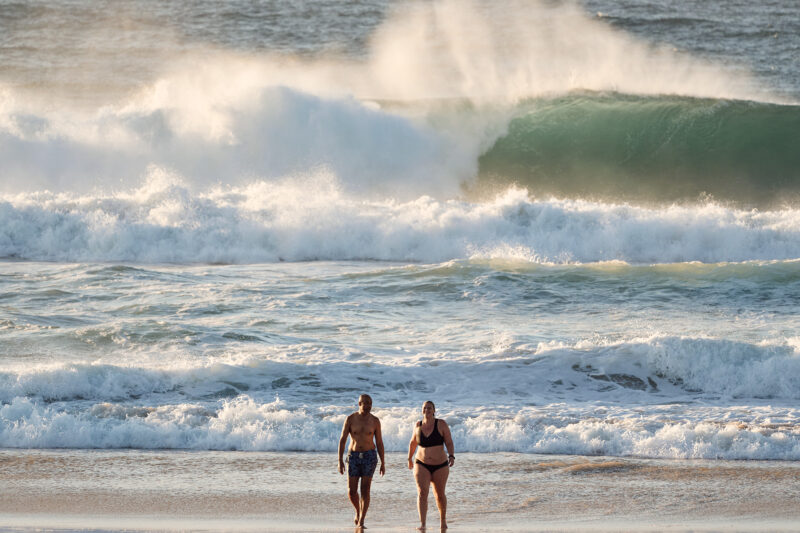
[363,0,772,103]
[2,0,773,107]
[2,178,800,263]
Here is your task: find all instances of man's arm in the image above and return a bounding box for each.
[374,417,385,476]
[338,415,351,475]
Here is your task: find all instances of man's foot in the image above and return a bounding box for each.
[354,512,359,526]
[416,526,426,531]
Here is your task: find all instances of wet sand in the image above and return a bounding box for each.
[1,450,798,531]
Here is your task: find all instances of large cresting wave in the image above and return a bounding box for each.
[478,94,800,208]
[0,0,789,202]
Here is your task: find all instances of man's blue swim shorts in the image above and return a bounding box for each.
[347,449,378,478]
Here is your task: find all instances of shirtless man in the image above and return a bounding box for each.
[338,394,386,529]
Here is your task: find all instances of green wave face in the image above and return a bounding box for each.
[477,94,800,207]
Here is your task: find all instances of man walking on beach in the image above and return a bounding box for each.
[338,394,386,529]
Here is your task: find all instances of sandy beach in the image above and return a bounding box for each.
[1,450,798,532]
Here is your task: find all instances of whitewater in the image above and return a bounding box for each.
[1,0,799,464]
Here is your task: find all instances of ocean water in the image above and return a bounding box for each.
[1,0,799,462]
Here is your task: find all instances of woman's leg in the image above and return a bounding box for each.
[414,463,432,530]
[430,465,450,529]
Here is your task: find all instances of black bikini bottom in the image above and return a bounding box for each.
[416,460,449,474]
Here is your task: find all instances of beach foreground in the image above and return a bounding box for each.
[0,450,797,532]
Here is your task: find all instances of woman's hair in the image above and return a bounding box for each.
[423,400,436,411]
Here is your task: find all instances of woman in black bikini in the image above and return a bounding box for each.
[407,400,455,530]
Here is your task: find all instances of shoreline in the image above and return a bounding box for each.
[2,450,798,531]
[2,517,799,533]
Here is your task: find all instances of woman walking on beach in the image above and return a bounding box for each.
[408,400,455,530]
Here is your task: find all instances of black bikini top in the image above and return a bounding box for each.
[417,418,444,447]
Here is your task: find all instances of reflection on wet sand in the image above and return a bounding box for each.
[1,450,798,531]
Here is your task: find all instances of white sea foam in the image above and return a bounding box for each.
[2,181,799,263]
[2,333,798,458]
[0,86,475,198]
[1,395,799,460]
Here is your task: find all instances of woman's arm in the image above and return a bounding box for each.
[407,422,419,469]
[441,420,455,467]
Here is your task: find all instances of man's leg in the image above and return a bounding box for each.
[348,475,361,525]
[358,476,373,527]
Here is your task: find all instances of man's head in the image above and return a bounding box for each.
[358,394,373,414]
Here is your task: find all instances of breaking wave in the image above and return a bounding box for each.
[2,178,800,263]
[478,94,800,207]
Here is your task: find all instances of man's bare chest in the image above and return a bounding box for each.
[351,417,375,435]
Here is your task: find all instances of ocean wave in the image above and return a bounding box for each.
[1,396,798,460]
[477,94,800,207]
[5,88,795,209]
[0,1,785,206]
[0,85,471,199]
[2,179,799,264]
[2,335,798,405]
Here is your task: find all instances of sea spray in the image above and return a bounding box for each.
[366,0,772,103]
[0,87,472,198]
